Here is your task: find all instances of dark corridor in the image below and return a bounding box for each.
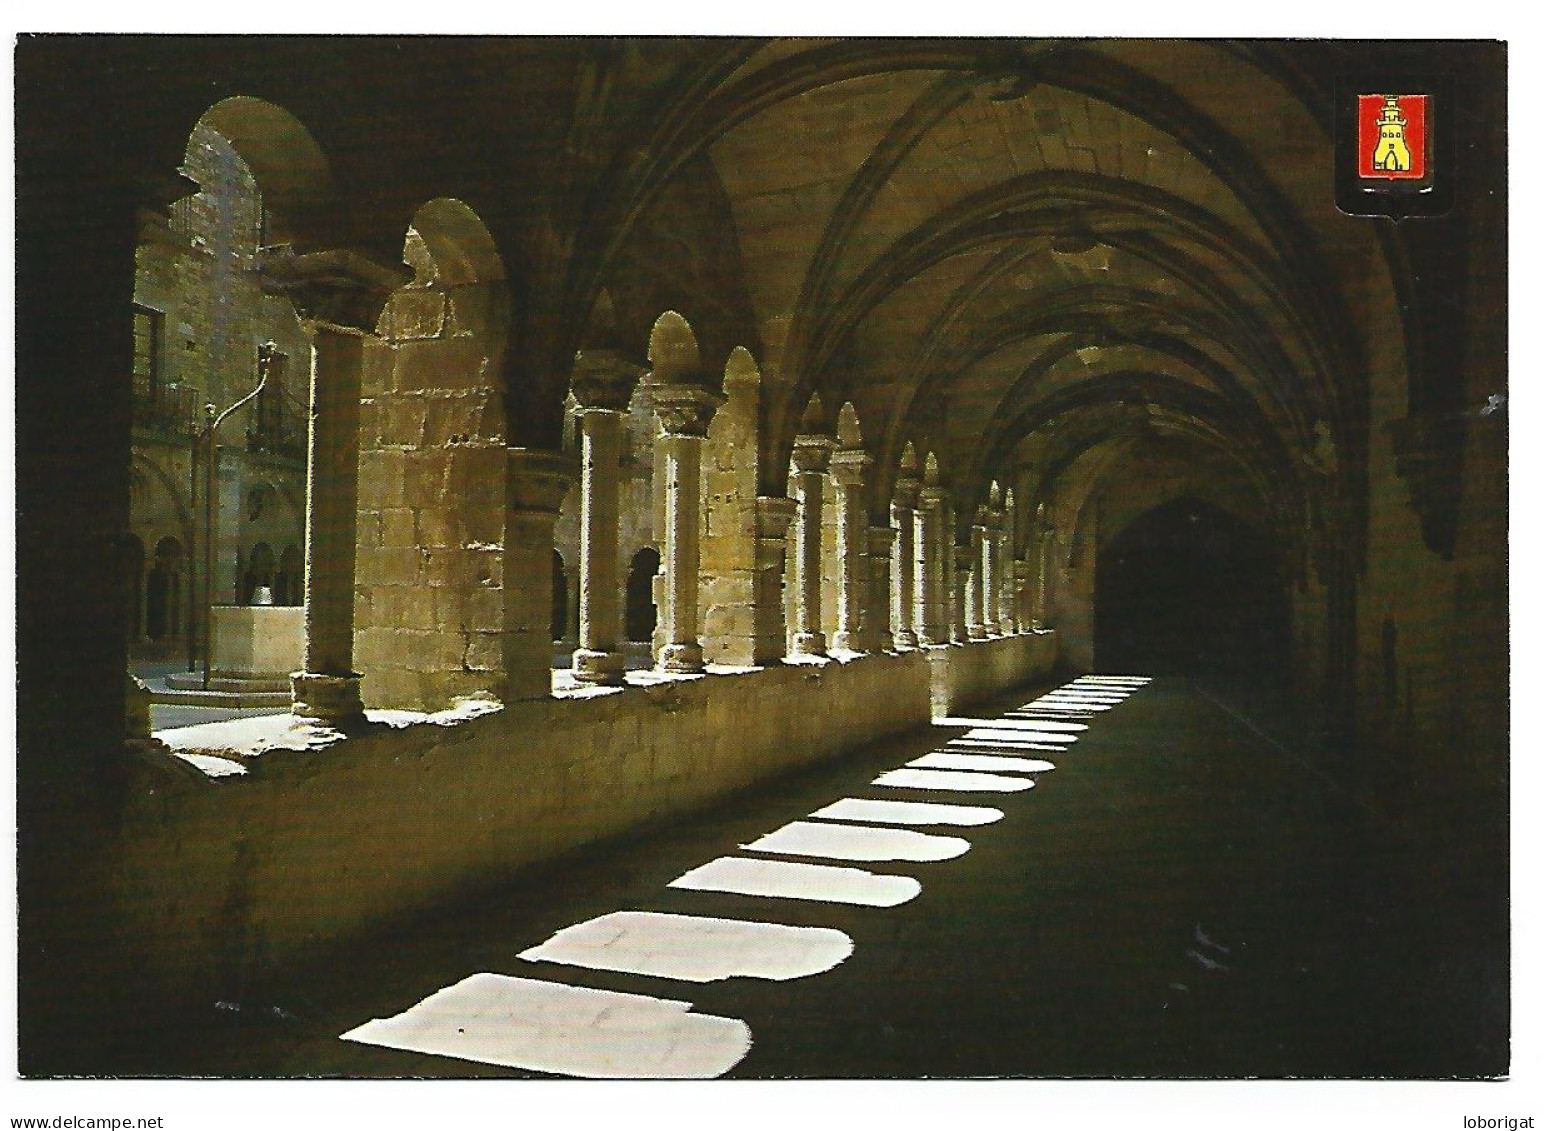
[1096,499,1289,683]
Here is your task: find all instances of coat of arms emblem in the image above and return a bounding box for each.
[1358,94,1430,181]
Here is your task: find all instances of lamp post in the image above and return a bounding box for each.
[194,344,277,690]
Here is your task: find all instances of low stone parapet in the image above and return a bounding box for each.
[926,629,1058,717]
[116,648,932,1018]
[109,632,1057,1022]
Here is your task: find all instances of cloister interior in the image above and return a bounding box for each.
[14,36,1507,1080]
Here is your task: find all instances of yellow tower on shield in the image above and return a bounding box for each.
[1372,96,1412,172]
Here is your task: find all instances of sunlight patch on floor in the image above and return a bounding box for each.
[959,726,1075,744]
[936,716,1088,733]
[741,819,970,863]
[668,856,922,907]
[339,973,752,1078]
[872,767,1036,793]
[908,751,1056,775]
[806,797,1005,827]
[518,911,854,983]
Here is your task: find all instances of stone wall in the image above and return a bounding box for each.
[926,631,1059,717]
[122,649,924,1012]
[699,355,761,664]
[355,279,509,710]
[116,636,1054,1017]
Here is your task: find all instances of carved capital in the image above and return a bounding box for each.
[506,447,579,517]
[892,472,921,510]
[652,383,726,438]
[828,447,872,488]
[258,245,410,332]
[570,348,647,412]
[791,433,837,475]
[918,485,949,508]
[868,525,897,557]
[754,495,799,541]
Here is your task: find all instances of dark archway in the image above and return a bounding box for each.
[1095,498,1288,684]
[626,547,661,643]
[243,542,275,605]
[146,536,184,641]
[276,544,302,606]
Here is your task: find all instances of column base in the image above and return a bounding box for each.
[572,648,626,685]
[967,625,989,641]
[790,631,828,658]
[659,642,705,673]
[291,671,365,723]
[832,631,866,655]
[893,629,919,650]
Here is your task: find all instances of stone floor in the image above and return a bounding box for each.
[119,675,1508,1080]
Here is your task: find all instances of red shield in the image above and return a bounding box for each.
[1357,94,1429,181]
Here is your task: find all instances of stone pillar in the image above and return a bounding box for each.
[752,496,798,665]
[653,384,725,673]
[997,497,1016,635]
[829,446,873,654]
[504,449,578,699]
[1013,558,1033,635]
[789,433,836,657]
[868,525,896,652]
[261,249,407,723]
[570,350,644,685]
[968,514,989,640]
[890,468,920,649]
[1034,514,1055,631]
[982,509,1002,636]
[951,539,972,644]
[916,484,949,646]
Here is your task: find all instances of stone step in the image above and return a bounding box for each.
[163,672,291,694]
[150,678,291,709]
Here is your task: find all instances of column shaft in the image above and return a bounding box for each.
[968,522,988,640]
[292,325,366,722]
[573,409,625,684]
[658,426,707,673]
[504,449,576,700]
[790,465,829,657]
[830,451,871,654]
[891,500,917,648]
[751,496,798,665]
[951,537,971,644]
[1034,528,1053,630]
[916,490,949,645]
[868,525,895,652]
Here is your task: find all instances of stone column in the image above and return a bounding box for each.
[997,499,1017,635]
[569,350,644,685]
[951,538,972,644]
[652,384,725,673]
[504,449,578,699]
[752,496,798,665]
[868,525,896,652]
[789,433,836,657]
[260,248,407,723]
[915,484,949,646]
[829,446,873,654]
[890,467,920,649]
[1013,558,1033,635]
[968,513,989,640]
[1034,511,1055,631]
[983,509,1002,636]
